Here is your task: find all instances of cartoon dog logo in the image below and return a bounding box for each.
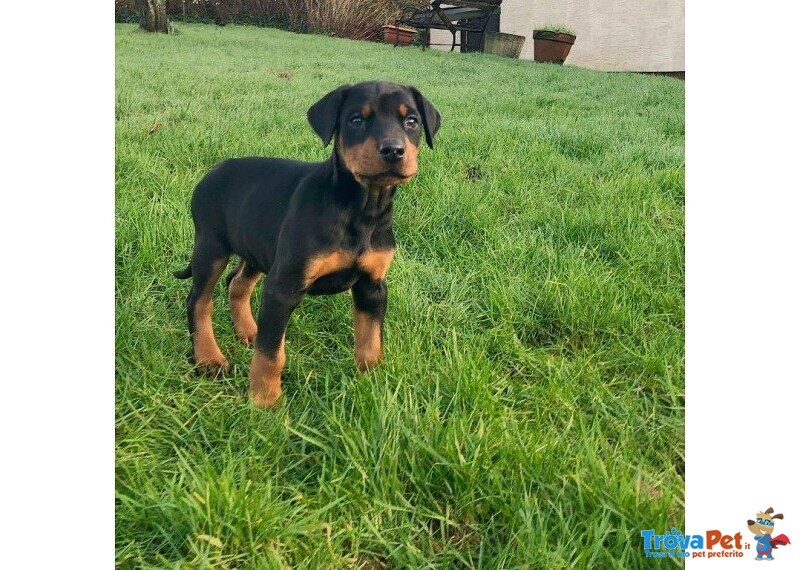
[747,507,791,560]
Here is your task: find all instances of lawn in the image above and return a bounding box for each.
[115,22,685,568]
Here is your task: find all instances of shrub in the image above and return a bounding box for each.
[116,0,424,41]
[115,0,139,23]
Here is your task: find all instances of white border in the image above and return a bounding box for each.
[2,3,113,566]
[686,2,799,567]
[6,2,799,566]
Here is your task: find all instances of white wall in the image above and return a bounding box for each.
[430,0,684,72]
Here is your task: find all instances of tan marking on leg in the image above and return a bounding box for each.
[354,309,382,371]
[358,249,395,281]
[228,262,261,346]
[249,337,285,409]
[193,258,230,376]
[303,250,355,288]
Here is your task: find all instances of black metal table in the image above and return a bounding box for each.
[395,1,502,52]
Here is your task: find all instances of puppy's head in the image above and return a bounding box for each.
[307,81,440,187]
[747,507,783,536]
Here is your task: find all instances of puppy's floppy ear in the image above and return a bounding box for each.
[307,84,351,146]
[408,86,441,149]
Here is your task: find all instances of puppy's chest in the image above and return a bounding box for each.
[301,207,394,293]
[303,246,394,291]
[343,219,381,254]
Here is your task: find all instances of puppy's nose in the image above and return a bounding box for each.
[379,140,405,163]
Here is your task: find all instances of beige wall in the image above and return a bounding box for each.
[430,0,684,72]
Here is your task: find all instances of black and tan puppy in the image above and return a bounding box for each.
[174,81,440,408]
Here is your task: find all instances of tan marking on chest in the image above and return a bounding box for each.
[303,250,356,288]
[358,249,395,281]
[304,249,395,287]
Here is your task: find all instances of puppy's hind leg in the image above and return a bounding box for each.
[227,258,262,346]
[186,240,231,377]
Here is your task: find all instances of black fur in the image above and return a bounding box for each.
[175,81,440,402]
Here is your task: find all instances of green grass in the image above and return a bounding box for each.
[534,25,577,36]
[115,23,684,568]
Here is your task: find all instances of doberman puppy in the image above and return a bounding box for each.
[174,81,440,408]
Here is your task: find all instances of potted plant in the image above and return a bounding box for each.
[381,23,418,46]
[532,25,576,64]
[484,31,526,58]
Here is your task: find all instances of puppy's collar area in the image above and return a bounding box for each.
[323,152,395,215]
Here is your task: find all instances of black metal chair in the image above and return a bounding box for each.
[395,1,502,52]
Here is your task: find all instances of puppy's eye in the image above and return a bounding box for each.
[349,116,364,127]
[404,116,419,129]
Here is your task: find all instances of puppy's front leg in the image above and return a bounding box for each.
[352,275,388,371]
[249,280,303,409]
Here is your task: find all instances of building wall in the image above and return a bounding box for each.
[429,0,684,72]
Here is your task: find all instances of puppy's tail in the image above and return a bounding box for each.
[173,264,192,279]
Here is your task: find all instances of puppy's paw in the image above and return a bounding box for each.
[251,386,283,409]
[193,356,231,378]
[235,322,258,347]
[356,353,382,372]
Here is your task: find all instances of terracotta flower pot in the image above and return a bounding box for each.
[382,24,416,46]
[532,30,576,64]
